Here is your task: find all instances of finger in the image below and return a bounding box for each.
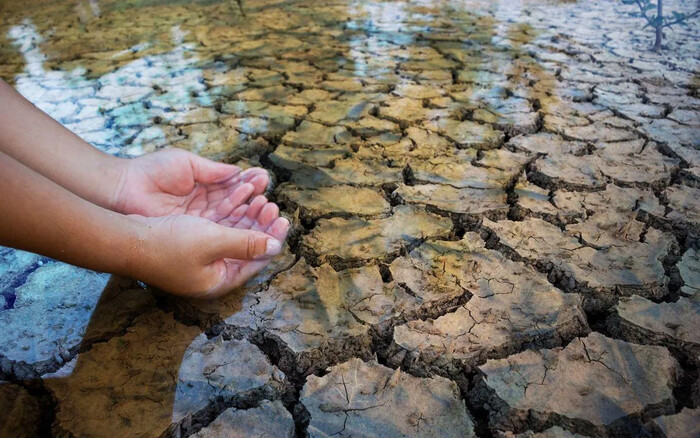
[241,167,268,180]
[235,195,268,230]
[210,167,264,192]
[246,173,271,196]
[204,259,271,298]
[218,204,249,227]
[207,226,283,262]
[216,182,255,217]
[201,183,254,221]
[190,154,242,183]
[246,195,268,219]
[206,184,242,203]
[266,217,290,241]
[252,203,279,231]
[234,214,255,230]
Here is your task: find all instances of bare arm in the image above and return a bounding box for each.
[0,151,284,297]
[0,79,127,211]
[0,150,136,275]
[0,80,274,223]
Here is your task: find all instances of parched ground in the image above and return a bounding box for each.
[0,0,699,436]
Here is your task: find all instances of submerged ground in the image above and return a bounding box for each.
[1,0,699,436]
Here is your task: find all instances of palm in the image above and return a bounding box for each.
[199,202,290,293]
[210,208,290,293]
[119,149,290,295]
[117,149,270,223]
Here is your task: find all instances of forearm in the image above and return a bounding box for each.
[0,151,143,277]
[0,80,127,211]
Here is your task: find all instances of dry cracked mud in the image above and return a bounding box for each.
[0,0,698,436]
[472,333,680,436]
[385,233,589,386]
[191,400,296,438]
[301,358,475,437]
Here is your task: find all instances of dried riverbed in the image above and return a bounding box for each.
[1,0,699,436]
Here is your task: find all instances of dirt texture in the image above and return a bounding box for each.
[0,0,698,436]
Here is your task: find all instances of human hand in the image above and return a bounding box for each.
[129,208,290,298]
[113,148,270,223]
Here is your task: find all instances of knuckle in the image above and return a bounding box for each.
[246,234,259,258]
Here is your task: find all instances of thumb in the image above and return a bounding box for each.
[207,226,283,262]
[189,153,241,183]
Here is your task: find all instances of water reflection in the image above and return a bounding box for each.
[74,0,102,23]
[1,0,686,435]
[8,20,210,157]
[0,16,220,380]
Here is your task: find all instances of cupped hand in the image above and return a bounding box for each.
[114,148,292,297]
[113,148,271,222]
[131,208,290,298]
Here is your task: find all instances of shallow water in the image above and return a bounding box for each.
[1,0,699,436]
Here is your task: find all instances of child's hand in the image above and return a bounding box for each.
[0,81,292,299]
[112,149,292,297]
[129,209,289,298]
[113,148,270,223]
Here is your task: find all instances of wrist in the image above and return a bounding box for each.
[113,213,151,280]
[105,155,131,214]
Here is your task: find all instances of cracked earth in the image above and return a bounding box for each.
[1,0,699,436]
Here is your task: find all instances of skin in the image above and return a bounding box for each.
[0,80,289,298]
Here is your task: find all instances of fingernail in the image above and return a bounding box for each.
[265,239,282,257]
